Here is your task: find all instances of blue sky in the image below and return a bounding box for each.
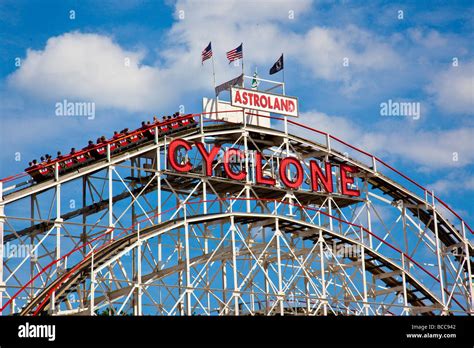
[0,0,473,222]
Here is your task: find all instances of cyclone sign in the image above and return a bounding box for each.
[168,138,360,197]
[231,87,299,117]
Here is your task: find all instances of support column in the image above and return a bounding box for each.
[360,245,369,315]
[184,220,192,315]
[432,203,447,311]
[401,254,410,315]
[364,181,373,249]
[108,165,114,239]
[202,180,210,313]
[52,182,62,314]
[275,218,284,315]
[318,230,327,315]
[156,140,162,269]
[90,252,95,315]
[243,131,251,213]
[220,214,228,315]
[137,225,142,316]
[230,216,239,315]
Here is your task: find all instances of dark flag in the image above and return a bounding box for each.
[215,74,244,96]
[226,43,243,63]
[269,54,284,75]
[202,42,212,64]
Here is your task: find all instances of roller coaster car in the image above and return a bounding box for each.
[159,123,171,135]
[27,164,53,182]
[170,120,181,131]
[109,142,118,154]
[180,114,196,130]
[25,116,198,183]
[74,151,93,167]
[143,126,156,140]
[180,118,191,129]
[91,144,107,159]
[116,136,130,150]
[129,132,141,144]
[62,157,75,171]
[114,133,140,152]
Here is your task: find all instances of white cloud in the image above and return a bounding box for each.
[8,32,176,112]
[298,110,474,169]
[298,25,400,82]
[428,174,474,195]
[8,0,404,111]
[427,61,474,115]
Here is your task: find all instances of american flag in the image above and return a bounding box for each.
[226,43,243,63]
[201,42,212,64]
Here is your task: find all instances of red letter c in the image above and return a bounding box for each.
[168,139,192,172]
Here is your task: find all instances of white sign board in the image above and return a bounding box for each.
[230,87,298,117]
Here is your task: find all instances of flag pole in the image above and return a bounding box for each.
[282,53,285,95]
[211,52,216,88]
[241,43,244,87]
[212,50,219,119]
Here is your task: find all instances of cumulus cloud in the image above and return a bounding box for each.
[428,174,474,195]
[8,0,404,111]
[8,32,179,112]
[297,25,400,82]
[427,61,474,115]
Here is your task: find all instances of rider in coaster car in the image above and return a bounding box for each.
[83,140,95,150]
[25,159,39,171]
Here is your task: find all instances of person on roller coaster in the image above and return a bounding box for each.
[140,121,148,130]
[83,140,95,150]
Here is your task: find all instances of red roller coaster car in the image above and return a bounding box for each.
[24,114,196,183]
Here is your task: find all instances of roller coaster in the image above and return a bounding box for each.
[0,108,472,316]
